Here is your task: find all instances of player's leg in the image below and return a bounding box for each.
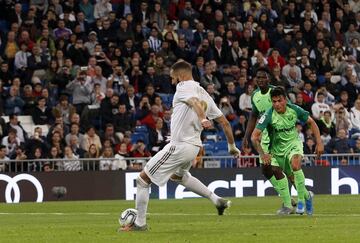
[119,170,151,232]
[270,156,293,214]
[133,171,151,228]
[170,144,230,215]
[290,154,311,215]
[121,144,176,231]
[259,148,283,198]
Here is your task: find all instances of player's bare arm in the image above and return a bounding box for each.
[215,115,240,156]
[243,111,258,150]
[186,97,212,129]
[251,128,271,164]
[307,116,324,157]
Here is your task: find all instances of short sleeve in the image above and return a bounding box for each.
[256,108,272,131]
[289,104,309,123]
[251,93,259,116]
[206,96,223,120]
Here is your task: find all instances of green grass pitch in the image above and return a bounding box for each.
[0,195,359,243]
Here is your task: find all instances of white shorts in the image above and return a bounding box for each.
[144,143,200,186]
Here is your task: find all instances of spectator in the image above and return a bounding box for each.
[5,114,28,143]
[149,2,167,31]
[317,110,336,138]
[62,146,81,171]
[350,99,360,134]
[101,123,121,147]
[114,142,129,170]
[148,118,167,155]
[219,96,236,121]
[130,139,151,169]
[239,84,254,114]
[94,0,112,19]
[32,96,54,125]
[326,129,353,154]
[82,126,102,152]
[334,106,352,134]
[83,143,99,170]
[200,62,221,91]
[232,113,247,141]
[1,128,20,158]
[99,147,115,171]
[66,71,92,114]
[0,145,9,172]
[311,92,331,120]
[353,139,360,153]
[267,49,286,71]
[141,104,163,130]
[69,135,86,158]
[115,103,135,135]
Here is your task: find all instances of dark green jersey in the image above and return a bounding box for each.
[251,85,275,117]
[256,103,309,155]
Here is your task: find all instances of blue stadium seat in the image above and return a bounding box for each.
[203,142,215,155]
[158,93,174,108]
[217,130,226,141]
[214,141,228,151]
[131,132,149,145]
[135,125,148,133]
[0,20,9,32]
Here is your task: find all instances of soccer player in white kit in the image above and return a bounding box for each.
[120,61,241,231]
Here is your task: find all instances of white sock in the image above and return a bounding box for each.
[180,172,220,205]
[134,177,150,227]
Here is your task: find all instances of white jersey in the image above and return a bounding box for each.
[170,80,223,146]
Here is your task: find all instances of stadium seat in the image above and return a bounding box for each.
[214,141,228,151]
[202,142,215,155]
[0,20,9,32]
[217,130,226,141]
[19,116,34,125]
[135,125,148,133]
[2,116,9,123]
[131,132,149,145]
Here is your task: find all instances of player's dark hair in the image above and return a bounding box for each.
[270,86,286,98]
[171,61,192,73]
[255,67,270,76]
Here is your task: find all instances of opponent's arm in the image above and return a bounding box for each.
[251,128,271,164]
[307,116,324,157]
[243,111,258,150]
[186,97,211,129]
[215,115,240,156]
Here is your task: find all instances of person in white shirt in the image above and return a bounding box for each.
[0,145,10,172]
[63,146,81,171]
[350,99,360,133]
[311,92,331,120]
[120,61,240,232]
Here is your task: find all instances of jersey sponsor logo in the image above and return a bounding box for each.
[273,126,293,133]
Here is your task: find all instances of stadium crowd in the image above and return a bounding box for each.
[0,0,359,171]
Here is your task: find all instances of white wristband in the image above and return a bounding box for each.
[228,143,236,150]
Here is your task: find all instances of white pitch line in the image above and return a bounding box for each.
[0,212,359,217]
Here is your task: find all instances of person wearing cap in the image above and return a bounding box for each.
[84,31,98,56]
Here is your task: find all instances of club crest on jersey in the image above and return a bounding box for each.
[258,114,266,124]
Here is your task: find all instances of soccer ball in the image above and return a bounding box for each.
[119,208,138,227]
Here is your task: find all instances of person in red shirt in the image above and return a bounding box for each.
[267,49,286,70]
[140,104,163,129]
[257,29,270,55]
